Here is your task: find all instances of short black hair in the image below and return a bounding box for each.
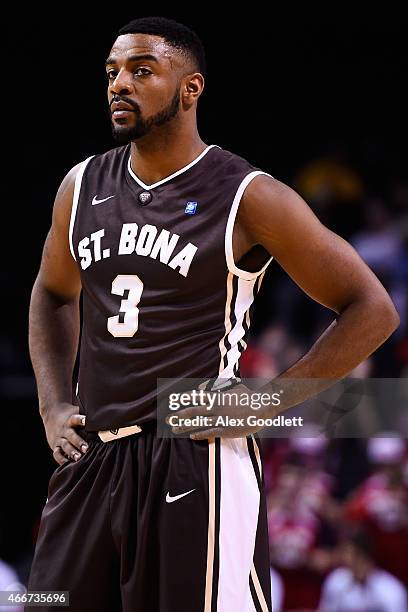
[117,17,206,77]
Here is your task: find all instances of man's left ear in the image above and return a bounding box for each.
[183,73,205,105]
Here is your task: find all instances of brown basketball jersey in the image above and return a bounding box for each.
[69,144,273,429]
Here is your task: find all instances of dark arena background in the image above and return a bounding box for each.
[2,9,407,611]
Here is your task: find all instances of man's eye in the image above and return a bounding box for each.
[134,67,152,76]
[105,68,151,80]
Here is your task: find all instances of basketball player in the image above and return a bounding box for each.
[27,16,399,612]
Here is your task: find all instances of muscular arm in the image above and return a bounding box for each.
[29,163,88,463]
[237,175,400,408]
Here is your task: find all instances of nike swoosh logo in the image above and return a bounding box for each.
[92,195,115,205]
[165,489,196,503]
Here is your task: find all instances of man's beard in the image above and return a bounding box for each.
[111,89,181,144]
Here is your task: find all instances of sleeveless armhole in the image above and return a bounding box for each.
[225,170,274,280]
[68,155,95,261]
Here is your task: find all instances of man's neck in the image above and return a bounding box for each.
[129,128,207,186]
[353,559,374,583]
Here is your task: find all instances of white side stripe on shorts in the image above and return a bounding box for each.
[204,437,266,611]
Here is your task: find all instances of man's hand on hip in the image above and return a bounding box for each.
[42,403,88,465]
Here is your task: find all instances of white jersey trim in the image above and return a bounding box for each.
[127,144,220,190]
[218,274,258,378]
[68,156,95,261]
[225,171,274,280]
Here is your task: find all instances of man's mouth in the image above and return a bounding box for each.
[111,101,137,116]
[112,109,135,118]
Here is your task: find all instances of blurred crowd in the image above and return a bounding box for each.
[1,147,407,611]
[262,433,408,611]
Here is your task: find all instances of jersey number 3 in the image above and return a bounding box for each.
[107,274,144,337]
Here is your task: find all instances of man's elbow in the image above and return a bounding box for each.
[368,294,400,336]
[387,304,400,332]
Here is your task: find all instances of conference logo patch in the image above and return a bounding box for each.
[185,201,198,215]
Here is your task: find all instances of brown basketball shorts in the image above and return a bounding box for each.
[27,423,272,611]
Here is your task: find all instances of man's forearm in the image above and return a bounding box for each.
[29,278,80,419]
[262,296,400,415]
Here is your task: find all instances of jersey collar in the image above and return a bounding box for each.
[127,144,220,191]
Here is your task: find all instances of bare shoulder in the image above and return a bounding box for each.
[243,173,292,203]
[240,173,317,222]
[238,173,324,250]
[37,161,86,301]
[51,161,84,229]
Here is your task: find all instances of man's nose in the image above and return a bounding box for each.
[110,69,133,96]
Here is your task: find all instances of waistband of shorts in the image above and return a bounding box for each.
[82,419,157,442]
